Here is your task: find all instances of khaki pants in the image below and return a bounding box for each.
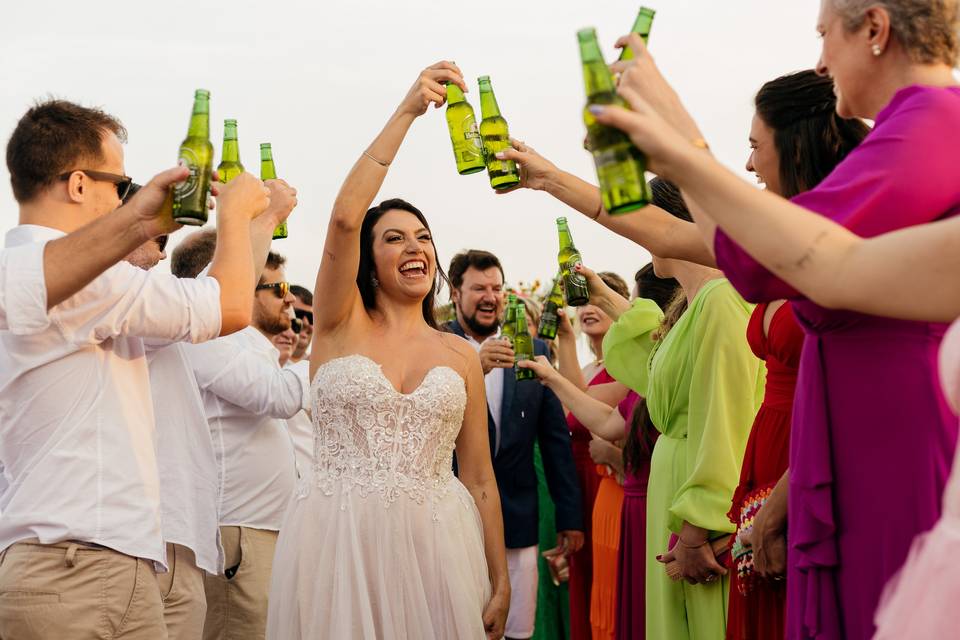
[203,527,277,640]
[158,543,206,640]
[0,539,167,640]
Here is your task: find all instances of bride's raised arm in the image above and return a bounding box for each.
[312,62,467,333]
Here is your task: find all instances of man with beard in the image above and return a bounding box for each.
[181,250,308,640]
[445,249,583,640]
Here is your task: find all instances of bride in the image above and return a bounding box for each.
[266,62,510,639]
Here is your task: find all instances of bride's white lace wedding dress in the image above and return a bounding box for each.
[266,354,491,639]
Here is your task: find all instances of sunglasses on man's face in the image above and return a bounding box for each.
[294,308,314,325]
[256,281,290,299]
[59,169,134,200]
[155,235,169,253]
[290,317,302,335]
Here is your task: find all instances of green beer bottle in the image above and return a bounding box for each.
[513,303,536,381]
[444,81,485,175]
[173,89,214,225]
[260,143,287,240]
[557,217,590,306]
[501,293,519,343]
[538,275,565,340]
[579,28,651,215]
[217,119,244,184]
[618,6,656,61]
[477,76,521,191]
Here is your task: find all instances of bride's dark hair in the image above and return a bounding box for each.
[357,198,448,330]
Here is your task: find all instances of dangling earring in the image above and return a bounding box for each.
[371,274,380,288]
[871,43,883,56]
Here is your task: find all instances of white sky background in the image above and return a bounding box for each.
[0,0,822,298]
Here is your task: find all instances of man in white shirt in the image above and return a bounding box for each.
[179,247,307,640]
[0,99,271,640]
[125,182,297,640]
[0,162,200,336]
[271,324,313,483]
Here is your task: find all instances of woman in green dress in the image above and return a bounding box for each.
[607,180,764,640]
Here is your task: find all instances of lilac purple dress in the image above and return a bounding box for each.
[714,85,960,640]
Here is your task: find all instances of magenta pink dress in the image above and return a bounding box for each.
[873,318,960,637]
[714,85,960,640]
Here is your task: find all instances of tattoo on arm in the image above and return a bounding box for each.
[481,491,488,502]
[775,230,829,272]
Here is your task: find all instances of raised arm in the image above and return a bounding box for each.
[519,355,627,442]
[43,166,189,309]
[250,179,298,282]
[496,140,714,265]
[453,347,510,639]
[594,79,960,322]
[206,172,271,335]
[312,62,466,333]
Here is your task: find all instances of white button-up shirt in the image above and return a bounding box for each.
[185,326,306,531]
[147,342,222,574]
[466,332,504,454]
[283,359,313,482]
[0,242,49,335]
[0,225,222,565]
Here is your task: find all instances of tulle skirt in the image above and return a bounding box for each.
[872,515,960,639]
[266,478,491,639]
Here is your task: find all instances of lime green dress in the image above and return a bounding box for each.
[613,279,764,640]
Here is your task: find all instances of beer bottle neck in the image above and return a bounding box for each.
[558,225,575,250]
[445,82,466,105]
[188,109,209,139]
[260,146,277,180]
[579,33,616,96]
[222,124,240,163]
[631,9,655,39]
[478,82,501,118]
[515,307,529,334]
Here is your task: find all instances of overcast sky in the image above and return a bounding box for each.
[0,0,822,303]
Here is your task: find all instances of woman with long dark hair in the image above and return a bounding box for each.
[266,63,510,639]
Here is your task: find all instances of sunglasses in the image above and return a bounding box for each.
[59,169,134,200]
[290,317,302,335]
[256,281,290,299]
[155,235,169,252]
[294,308,314,325]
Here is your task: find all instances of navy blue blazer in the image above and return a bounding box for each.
[447,320,583,549]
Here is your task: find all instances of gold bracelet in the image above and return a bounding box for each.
[362,150,390,167]
[691,137,710,151]
[677,537,708,549]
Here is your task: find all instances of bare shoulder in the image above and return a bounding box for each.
[433,330,482,377]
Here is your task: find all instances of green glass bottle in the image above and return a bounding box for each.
[513,303,536,381]
[557,217,590,306]
[579,28,652,214]
[173,89,214,226]
[618,6,656,61]
[477,76,521,191]
[444,82,485,175]
[217,119,244,184]
[537,275,565,340]
[501,293,519,343]
[260,143,287,240]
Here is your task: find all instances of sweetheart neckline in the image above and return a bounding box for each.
[311,353,463,397]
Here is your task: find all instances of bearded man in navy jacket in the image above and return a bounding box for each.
[445,249,583,640]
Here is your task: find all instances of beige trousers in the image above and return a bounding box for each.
[158,542,207,640]
[0,539,167,640]
[202,527,278,640]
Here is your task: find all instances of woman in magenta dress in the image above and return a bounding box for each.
[590,2,960,637]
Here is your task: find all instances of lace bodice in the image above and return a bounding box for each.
[310,354,467,508]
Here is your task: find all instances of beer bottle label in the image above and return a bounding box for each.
[460,116,483,161]
[566,256,588,287]
[175,149,200,198]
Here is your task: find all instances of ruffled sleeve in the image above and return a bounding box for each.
[601,297,663,396]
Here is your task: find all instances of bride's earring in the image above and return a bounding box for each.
[871,43,883,56]
[371,274,380,288]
